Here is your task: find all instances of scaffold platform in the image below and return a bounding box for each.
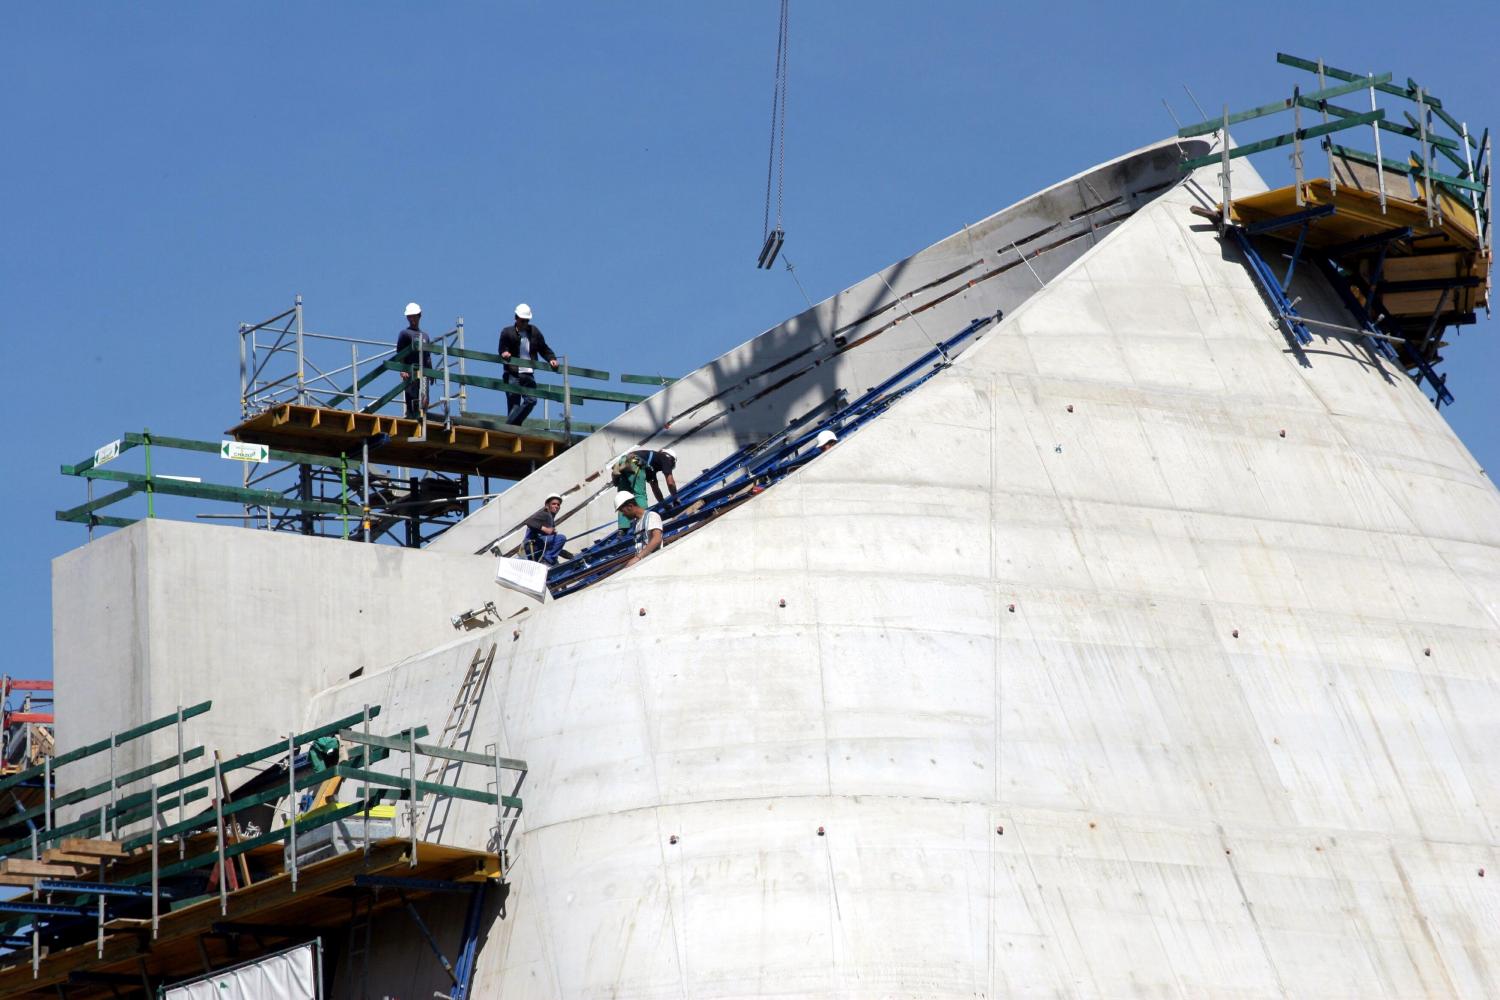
[229,403,569,478]
[1226,179,1489,337]
[0,839,494,998]
[0,693,525,999]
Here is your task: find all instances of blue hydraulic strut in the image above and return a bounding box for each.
[1228,227,1315,346]
[547,314,998,597]
[1314,257,1454,408]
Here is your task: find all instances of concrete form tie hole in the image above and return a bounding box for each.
[669,834,678,845]
[639,607,647,617]
[1007,603,1016,613]
[996,825,1004,835]
[816,826,825,837]
[1231,629,1239,638]
[778,598,786,608]
[1279,429,1287,438]
[1065,404,1074,413]
[1423,647,1432,657]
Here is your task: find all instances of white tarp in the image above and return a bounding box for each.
[164,940,318,999]
[495,556,549,600]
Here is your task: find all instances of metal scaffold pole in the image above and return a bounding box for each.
[294,294,306,406]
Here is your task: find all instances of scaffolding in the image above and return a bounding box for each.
[0,683,525,999]
[1,681,52,781]
[57,297,682,546]
[1177,53,1492,408]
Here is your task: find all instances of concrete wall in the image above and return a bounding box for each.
[305,153,1500,997]
[51,519,499,804]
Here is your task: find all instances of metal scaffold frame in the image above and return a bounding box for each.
[1,679,53,781]
[58,295,689,546]
[1176,52,1491,408]
[0,693,526,999]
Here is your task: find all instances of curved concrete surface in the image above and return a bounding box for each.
[432,139,1205,572]
[306,145,1500,997]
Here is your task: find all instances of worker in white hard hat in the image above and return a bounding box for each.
[615,490,663,567]
[521,493,572,565]
[497,303,558,426]
[816,429,838,452]
[396,302,433,418]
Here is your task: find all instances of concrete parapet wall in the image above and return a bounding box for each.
[52,519,498,807]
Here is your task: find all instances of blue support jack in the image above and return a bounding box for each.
[1228,226,1317,346]
[351,875,490,1000]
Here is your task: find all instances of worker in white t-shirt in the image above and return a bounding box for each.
[614,490,663,567]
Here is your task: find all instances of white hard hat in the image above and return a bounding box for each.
[614,490,636,511]
[816,429,838,448]
[660,447,676,460]
[514,303,533,321]
[545,493,563,504]
[404,302,422,316]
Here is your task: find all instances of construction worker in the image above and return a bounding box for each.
[615,491,663,567]
[816,429,838,452]
[498,303,558,426]
[630,448,680,503]
[522,494,571,565]
[608,453,647,532]
[396,302,432,418]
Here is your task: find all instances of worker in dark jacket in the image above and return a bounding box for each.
[630,448,679,504]
[396,302,432,418]
[522,493,570,565]
[498,303,557,425]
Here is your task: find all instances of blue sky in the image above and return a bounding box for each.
[4,3,1496,677]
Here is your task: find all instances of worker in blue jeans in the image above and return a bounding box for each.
[522,494,570,564]
[498,303,558,425]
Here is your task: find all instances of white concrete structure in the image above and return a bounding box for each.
[53,138,1500,996]
[52,519,497,801]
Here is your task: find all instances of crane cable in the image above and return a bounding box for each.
[757,0,789,269]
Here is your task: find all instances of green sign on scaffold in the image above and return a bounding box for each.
[220,441,269,463]
[93,439,121,468]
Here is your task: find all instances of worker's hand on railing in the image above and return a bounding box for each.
[501,351,511,360]
[549,359,559,369]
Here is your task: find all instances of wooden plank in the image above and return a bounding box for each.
[1,859,80,877]
[0,839,502,991]
[1381,254,1467,281]
[0,928,143,993]
[44,850,102,866]
[0,843,412,992]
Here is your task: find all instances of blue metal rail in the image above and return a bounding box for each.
[1232,214,1456,410]
[1228,227,1315,346]
[545,313,998,598]
[1314,258,1455,408]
